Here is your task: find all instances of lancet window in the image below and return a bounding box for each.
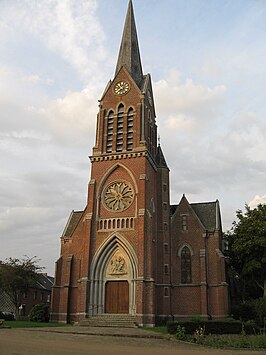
[181,246,192,284]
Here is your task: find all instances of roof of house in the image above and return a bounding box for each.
[170,200,221,231]
[36,274,54,292]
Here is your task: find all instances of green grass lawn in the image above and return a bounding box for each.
[2,321,70,328]
[143,326,168,334]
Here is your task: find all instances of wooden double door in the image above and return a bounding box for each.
[105,281,129,314]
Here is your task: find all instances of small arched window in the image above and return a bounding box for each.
[106,111,114,153]
[116,104,124,152]
[181,246,192,284]
[127,108,134,151]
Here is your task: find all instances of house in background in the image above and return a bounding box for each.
[0,273,54,317]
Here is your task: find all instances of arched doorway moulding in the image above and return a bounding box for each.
[89,232,138,316]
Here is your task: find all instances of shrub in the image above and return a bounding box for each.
[28,304,49,322]
[199,334,266,349]
[167,320,259,335]
[231,302,256,321]
[175,325,186,340]
[254,297,266,326]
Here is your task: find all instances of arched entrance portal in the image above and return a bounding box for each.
[89,233,138,316]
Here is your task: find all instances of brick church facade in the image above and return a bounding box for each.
[51,1,228,326]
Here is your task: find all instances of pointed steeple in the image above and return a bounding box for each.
[115,0,143,87]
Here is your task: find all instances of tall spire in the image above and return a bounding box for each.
[115,0,143,87]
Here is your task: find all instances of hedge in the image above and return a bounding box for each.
[167,320,259,335]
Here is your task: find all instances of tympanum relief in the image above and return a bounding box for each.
[107,252,128,276]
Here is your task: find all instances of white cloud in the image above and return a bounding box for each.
[0,0,107,85]
[249,195,266,209]
[22,74,54,86]
[26,88,98,145]
[154,73,226,133]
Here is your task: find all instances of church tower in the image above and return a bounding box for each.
[51,1,228,326]
[51,0,170,327]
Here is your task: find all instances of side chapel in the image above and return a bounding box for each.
[51,1,228,326]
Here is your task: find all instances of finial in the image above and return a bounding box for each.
[158,135,161,146]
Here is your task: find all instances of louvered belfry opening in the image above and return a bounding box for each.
[116,104,124,152]
[127,108,133,151]
[106,111,114,153]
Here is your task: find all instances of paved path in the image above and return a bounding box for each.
[0,327,263,355]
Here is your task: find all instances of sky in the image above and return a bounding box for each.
[0,0,266,275]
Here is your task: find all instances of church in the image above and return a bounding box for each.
[51,1,228,327]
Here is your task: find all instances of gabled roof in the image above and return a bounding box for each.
[36,274,54,291]
[62,210,83,238]
[115,0,143,87]
[191,201,221,231]
[170,199,221,232]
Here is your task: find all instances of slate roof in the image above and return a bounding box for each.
[115,0,143,87]
[0,291,16,312]
[170,200,221,231]
[191,201,220,231]
[62,210,83,238]
[37,274,54,292]
[170,204,178,217]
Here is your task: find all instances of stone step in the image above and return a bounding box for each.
[79,314,137,328]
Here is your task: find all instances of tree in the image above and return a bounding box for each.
[0,256,43,316]
[225,204,266,300]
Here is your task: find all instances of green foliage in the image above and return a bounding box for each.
[28,303,49,322]
[188,315,202,322]
[175,325,186,340]
[254,297,266,326]
[0,256,43,314]
[225,203,266,300]
[167,320,259,335]
[196,334,266,349]
[145,326,168,334]
[231,302,256,322]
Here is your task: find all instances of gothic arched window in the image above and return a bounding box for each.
[181,246,192,284]
[106,111,114,153]
[127,108,134,151]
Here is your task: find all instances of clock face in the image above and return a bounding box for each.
[114,81,130,95]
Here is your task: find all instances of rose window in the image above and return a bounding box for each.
[103,181,134,212]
